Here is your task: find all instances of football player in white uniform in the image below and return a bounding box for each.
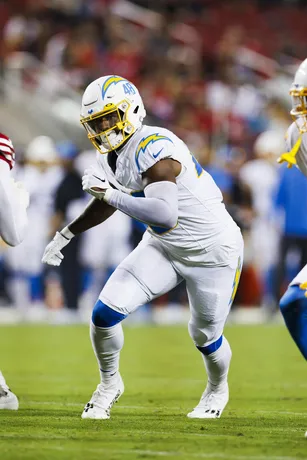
[0,132,29,410]
[42,75,244,420]
[278,59,307,360]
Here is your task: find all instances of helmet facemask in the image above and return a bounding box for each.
[290,87,307,133]
[81,100,135,153]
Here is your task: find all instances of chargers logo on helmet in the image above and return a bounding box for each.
[101,76,128,99]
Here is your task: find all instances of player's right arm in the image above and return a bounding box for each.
[42,196,116,266]
[69,197,116,234]
[0,134,29,247]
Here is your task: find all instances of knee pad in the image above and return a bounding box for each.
[92,299,127,327]
[188,319,223,354]
[188,320,209,346]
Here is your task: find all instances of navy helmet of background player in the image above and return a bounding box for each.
[0,133,29,411]
[277,59,307,360]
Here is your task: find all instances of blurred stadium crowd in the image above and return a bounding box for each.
[1,0,307,323]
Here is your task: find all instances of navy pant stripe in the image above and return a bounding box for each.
[197,335,223,356]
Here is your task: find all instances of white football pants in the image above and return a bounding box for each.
[99,229,243,347]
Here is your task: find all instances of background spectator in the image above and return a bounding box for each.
[47,140,84,322]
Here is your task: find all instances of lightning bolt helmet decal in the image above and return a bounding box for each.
[101,76,128,99]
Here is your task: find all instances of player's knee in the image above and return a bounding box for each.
[92,299,127,327]
[188,319,223,354]
[188,320,216,347]
[188,321,208,346]
[279,285,304,313]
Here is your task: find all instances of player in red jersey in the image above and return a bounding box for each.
[0,132,29,410]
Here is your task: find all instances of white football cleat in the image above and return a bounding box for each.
[81,373,124,420]
[0,372,19,410]
[187,383,229,419]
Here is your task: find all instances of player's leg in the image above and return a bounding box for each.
[279,264,307,360]
[0,371,18,410]
[82,235,182,420]
[185,234,243,419]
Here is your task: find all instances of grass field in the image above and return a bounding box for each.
[0,324,307,460]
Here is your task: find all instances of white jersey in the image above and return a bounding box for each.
[286,120,307,177]
[96,125,238,256]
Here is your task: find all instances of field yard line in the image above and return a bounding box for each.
[0,434,69,441]
[1,441,305,460]
[87,451,305,460]
[0,432,229,440]
[24,401,157,409]
[22,401,82,407]
[256,410,307,417]
[24,401,186,410]
[13,375,205,383]
[23,401,307,417]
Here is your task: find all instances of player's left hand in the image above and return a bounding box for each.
[82,165,111,200]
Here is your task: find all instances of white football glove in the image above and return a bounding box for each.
[42,229,73,266]
[82,165,111,200]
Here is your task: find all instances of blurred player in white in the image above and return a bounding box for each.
[277,59,307,359]
[0,133,29,410]
[240,131,283,306]
[42,75,244,420]
[4,136,62,310]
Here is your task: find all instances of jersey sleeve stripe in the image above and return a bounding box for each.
[0,138,14,149]
[0,134,15,169]
[0,154,14,169]
[1,151,15,160]
[0,145,14,155]
[0,133,11,142]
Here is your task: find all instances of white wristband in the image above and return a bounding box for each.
[103,188,115,203]
[61,226,75,240]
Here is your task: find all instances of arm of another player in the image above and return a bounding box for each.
[0,136,29,247]
[87,159,180,228]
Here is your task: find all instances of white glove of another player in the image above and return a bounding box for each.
[42,228,74,266]
[82,165,111,200]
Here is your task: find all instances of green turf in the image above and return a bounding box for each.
[0,324,307,460]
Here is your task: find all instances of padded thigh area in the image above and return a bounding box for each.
[99,235,182,315]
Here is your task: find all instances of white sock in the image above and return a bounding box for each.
[90,321,124,385]
[202,336,232,391]
[0,371,7,388]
